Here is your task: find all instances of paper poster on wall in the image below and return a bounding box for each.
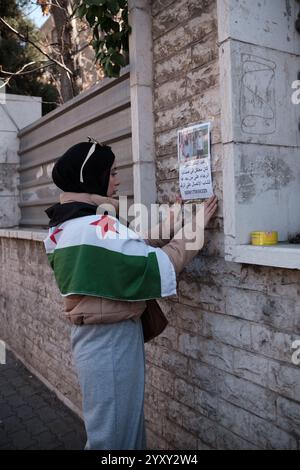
[177,122,214,200]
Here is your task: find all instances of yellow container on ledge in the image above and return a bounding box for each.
[251,231,278,246]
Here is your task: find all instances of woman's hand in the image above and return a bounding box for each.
[204,195,218,228]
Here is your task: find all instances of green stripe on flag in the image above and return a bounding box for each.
[47,243,162,300]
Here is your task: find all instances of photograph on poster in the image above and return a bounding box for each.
[178,122,210,162]
[177,122,214,200]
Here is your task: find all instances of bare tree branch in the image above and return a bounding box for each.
[0,61,39,89]
[0,60,53,77]
[0,16,74,75]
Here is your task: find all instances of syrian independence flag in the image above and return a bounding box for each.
[43,214,177,301]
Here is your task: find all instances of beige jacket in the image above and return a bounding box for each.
[59,192,204,325]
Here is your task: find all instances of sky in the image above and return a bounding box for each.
[25,3,48,28]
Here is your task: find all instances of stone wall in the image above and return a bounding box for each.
[0,94,41,228]
[0,232,82,416]
[146,0,300,450]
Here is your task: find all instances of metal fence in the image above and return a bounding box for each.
[18,66,132,228]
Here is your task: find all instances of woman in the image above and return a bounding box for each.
[44,139,218,450]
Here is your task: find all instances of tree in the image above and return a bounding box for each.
[36,1,131,87]
[0,0,59,114]
[37,0,82,101]
[0,0,83,106]
[76,0,130,78]
[0,1,131,111]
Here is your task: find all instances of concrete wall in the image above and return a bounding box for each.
[145,0,300,450]
[220,0,300,253]
[0,94,41,228]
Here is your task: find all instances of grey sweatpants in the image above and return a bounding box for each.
[70,318,147,450]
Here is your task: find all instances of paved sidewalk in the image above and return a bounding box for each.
[0,350,86,450]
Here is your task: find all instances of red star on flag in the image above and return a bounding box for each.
[90,215,119,238]
[50,227,63,244]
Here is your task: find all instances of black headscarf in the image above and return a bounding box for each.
[51,141,115,196]
[45,141,116,227]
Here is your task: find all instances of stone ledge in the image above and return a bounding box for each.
[226,243,300,270]
[0,227,47,242]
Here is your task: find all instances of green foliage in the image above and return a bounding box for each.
[74,0,131,78]
[0,0,59,114]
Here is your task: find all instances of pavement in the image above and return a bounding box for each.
[0,349,87,450]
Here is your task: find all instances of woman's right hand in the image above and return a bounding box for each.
[204,195,218,228]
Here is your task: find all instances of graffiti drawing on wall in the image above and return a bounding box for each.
[239,53,276,135]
